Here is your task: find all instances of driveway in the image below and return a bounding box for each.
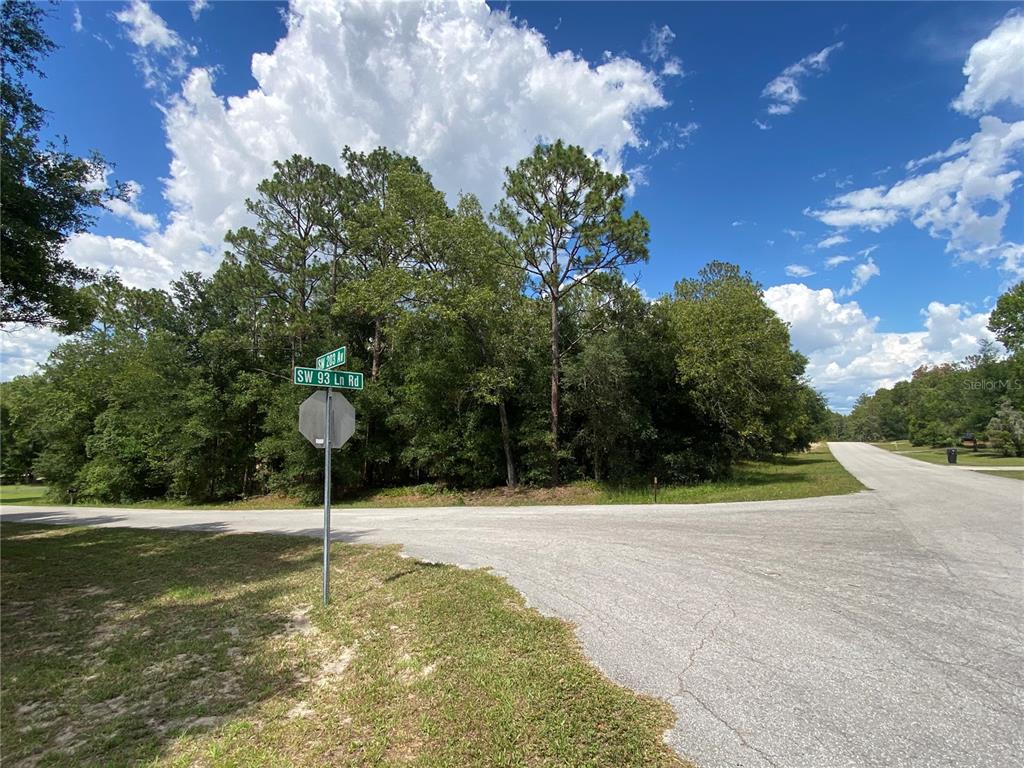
[2,443,1022,768]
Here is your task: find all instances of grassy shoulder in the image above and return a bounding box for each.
[0,484,48,504]
[0,446,862,509]
[975,470,1024,480]
[0,522,687,767]
[870,440,1024,467]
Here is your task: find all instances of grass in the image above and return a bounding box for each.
[0,446,862,510]
[0,484,48,504]
[0,522,688,768]
[975,470,1024,480]
[870,440,1024,467]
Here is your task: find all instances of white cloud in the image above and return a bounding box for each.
[642,24,685,77]
[0,326,63,381]
[661,58,684,78]
[72,5,83,33]
[817,233,849,249]
[753,119,771,131]
[115,0,196,91]
[824,254,852,269]
[190,0,209,21]
[806,116,1024,270]
[64,233,176,290]
[785,264,815,278]
[838,256,880,297]
[116,0,179,49]
[952,12,1024,116]
[650,121,699,155]
[905,138,970,173]
[761,42,843,117]
[991,242,1024,279]
[94,0,671,293]
[85,170,159,231]
[105,181,159,232]
[765,283,996,410]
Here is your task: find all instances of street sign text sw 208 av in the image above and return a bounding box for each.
[293,367,364,390]
[315,346,346,370]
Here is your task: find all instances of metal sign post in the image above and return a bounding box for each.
[295,344,359,607]
[322,388,332,605]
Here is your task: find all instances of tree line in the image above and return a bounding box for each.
[1,144,833,503]
[837,282,1024,455]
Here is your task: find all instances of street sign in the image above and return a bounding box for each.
[293,366,364,390]
[316,346,346,370]
[294,345,362,607]
[299,391,355,449]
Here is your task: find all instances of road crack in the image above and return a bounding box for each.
[681,687,782,768]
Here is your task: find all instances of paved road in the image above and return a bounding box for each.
[2,443,1022,768]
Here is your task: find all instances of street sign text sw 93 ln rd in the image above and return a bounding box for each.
[293,366,364,390]
[315,346,346,370]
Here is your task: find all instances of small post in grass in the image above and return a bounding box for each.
[653,476,658,504]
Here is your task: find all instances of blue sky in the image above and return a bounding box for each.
[3,1,1023,411]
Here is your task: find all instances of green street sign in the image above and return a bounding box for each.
[316,346,346,370]
[293,367,364,390]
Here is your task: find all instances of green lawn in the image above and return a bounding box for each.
[0,523,688,767]
[976,470,1024,480]
[592,446,863,504]
[0,484,48,504]
[0,446,862,510]
[870,441,1024,467]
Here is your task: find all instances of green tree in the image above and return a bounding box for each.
[398,195,537,487]
[666,262,807,461]
[987,398,1024,457]
[564,330,642,481]
[224,155,338,367]
[329,147,451,485]
[988,281,1024,355]
[494,141,650,482]
[0,375,44,480]
[332,146,449,379]
[0,0,125,331]
[905,364,963,446]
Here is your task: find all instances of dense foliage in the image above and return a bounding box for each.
[840,284,1023,453]
[0,1,125,331]
[1,145,830,502]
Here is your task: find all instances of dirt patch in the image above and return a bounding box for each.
[78,586,111,598]
[286,701,314,719]
[314,645,356,687]
[279,605,319,638]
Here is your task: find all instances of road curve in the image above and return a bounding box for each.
[2,443,1022,768]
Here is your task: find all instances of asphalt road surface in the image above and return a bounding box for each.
[2,443,1022,768]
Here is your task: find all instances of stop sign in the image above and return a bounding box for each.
[299,391,355,449]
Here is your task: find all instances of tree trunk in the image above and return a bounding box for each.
[550,293,560,485]
[371,317,382,380]
[498,399,517,488]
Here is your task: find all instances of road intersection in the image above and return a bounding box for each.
[3,443,1021,767]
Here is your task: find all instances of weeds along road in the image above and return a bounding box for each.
[3,442,1022,768]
